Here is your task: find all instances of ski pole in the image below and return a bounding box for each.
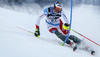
[16,26,34,34]
[71,29,100,46]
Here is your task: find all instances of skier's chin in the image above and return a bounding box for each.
[53,11,59,14]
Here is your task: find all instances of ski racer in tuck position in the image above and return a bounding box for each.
[34,1,95,55]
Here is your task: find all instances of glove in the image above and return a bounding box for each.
[63,23,70,30]
[34,29,40,37]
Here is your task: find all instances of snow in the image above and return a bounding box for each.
[0,4,100,57]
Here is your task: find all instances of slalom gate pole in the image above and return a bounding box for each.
[71,29,100,46]
[62,0,73,46]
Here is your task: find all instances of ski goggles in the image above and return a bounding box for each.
[55,1,61,4]
[55,1,62,7]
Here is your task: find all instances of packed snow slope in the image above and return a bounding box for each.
[0,5,100,57]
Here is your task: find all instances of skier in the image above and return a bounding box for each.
[34,1,95,55]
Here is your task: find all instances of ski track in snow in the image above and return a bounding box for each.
[0,5,100,57]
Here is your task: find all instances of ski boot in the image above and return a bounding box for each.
[70,41,77,51]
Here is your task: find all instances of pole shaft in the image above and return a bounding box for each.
[71,29,100,46]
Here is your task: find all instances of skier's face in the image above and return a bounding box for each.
[53,7,62,13]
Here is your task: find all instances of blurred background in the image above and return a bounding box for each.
[0,0,100,14]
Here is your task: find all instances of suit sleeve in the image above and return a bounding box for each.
[61,10,70,25]
[35,13,45,29]
[36,8,48,29]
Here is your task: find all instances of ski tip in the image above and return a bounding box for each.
[73,49,76,52]
[91,51,95,55]
[73,46,77,52]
